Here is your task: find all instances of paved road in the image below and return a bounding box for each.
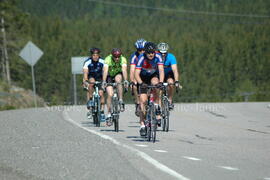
[1,103,270,180]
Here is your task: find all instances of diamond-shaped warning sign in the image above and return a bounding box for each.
[19,41,43,66]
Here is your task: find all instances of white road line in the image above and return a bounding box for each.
[63,110,190,180]
[135,144,148,147]
[263,178,270,180]
[154,150,168,153]
[182,156,201,161]
[218,166,239,171]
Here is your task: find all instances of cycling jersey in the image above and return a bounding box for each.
[129,51,140,65]
[136,53,163,77]
[159,53,177,75]
[104,55,127,77]
[83,57,104,80]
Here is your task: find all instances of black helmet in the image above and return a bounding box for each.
[90,47,101,55]
[144,42,156,53]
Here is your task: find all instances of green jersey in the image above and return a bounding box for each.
[104,55,127,77]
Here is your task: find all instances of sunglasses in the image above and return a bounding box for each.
[146,51,155,54]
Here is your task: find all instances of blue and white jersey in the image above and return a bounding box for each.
[129,52,140,65]
[136,53,163,76]
[83,57,104,79]
[159,53,177,74]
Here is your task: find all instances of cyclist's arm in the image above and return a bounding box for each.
[129,64,136,82]
[83,68,89,82]
[102,64,109,82]
[83,59,90,82]
[121,57,128,81]
[156,54,164,83]
[122,64,128,81]
[135,68,143,84]
[171,64,179,81]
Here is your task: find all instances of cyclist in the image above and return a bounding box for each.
[83,47,105,120]
[157,42,180,110]
[129,38,147,117]
[135,42,164,136]
[102,48,129,124]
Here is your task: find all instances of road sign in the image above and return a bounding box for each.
[19,41,43,108]
[19,41,43,66]
[71,57,88,74]
[71,56,88,105]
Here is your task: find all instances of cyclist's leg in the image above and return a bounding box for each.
[138,87,148,136]
[98,88,106,121]
[88,77,95,99]
[139,94,147,126]
[115,73,125,111]
[151,76,160,105]
[133,83,140,116]
[133,81,139,104]
[114,73,123,100]
[98,89,105,111]
[138,75,150,125]
[166,72,175,104]
[106,76,114,115]
[106,86,113,114]
[151,76,161,125]
[86,77,95,109]
[167,78,174,103]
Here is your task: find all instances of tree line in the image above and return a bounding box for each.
[1,0,270,105]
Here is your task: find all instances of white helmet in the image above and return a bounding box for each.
[157,42,169,53]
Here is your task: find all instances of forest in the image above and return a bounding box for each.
[1,0,270,105]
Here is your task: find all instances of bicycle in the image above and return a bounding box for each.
[105,82,127,132]
[144,85,160,143]
[160,82,181,132]
[85,81,103,127]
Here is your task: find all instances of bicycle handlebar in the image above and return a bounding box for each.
[162,82,182,93]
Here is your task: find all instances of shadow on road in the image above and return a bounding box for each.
[128,125,140,128]
[100,129,125,132]
[126,136,160,142]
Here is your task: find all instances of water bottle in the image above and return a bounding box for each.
[150,93,155,103]
[100,113,105,122]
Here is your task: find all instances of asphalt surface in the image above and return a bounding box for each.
[0,102,270,180]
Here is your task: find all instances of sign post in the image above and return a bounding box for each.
[19,41,43,108]
[71,57,88,105]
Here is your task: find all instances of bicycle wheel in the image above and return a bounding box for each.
[146,106,151,141]
[161,98,166,131]
[114,115,119,132]
[164,99,170,132]
[151,104,157,143]
[113,98,119,132]
[92,105,97,125]
[95,96,101,127]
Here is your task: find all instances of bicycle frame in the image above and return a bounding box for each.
[161,83,170,132]
[144,85,160,142]
[89,81,102,127]
[106,82,124,132]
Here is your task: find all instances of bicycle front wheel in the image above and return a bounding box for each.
[113,98,119,132]
[151,104,157,143]
[161,98,166,131]
[96,97,101,127]
[114,115,119,132]
[164,100,170,132]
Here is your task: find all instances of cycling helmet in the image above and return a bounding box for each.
[111,48,122,58]
[90,47,101,55]
[134,38,147,50]
[144,42,156,53]
[157,42,169,53]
